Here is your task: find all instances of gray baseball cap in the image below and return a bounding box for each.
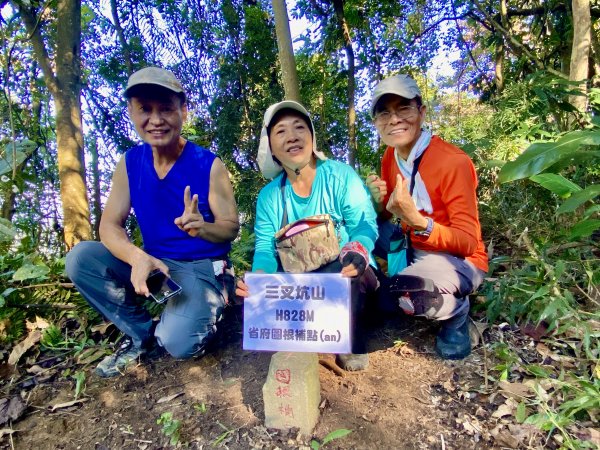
[370,74,421,117]
[124,67,184,97]
[257,100,326,179]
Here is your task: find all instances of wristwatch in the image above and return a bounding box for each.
[414,217,434,237]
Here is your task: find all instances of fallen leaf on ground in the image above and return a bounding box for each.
[26,316,50,331]
[535,343,576,367]
[520,322,548,341]
[49,398,88,412]
[523,379,553,402]
[156,392,184,404]
[8,330,41,365]
[442,380,455,392]
[494,430,521,448]
[0,319,10,340]
[26,365,44,375]
[507,424,540,443]
[498,381,533,399]
[471,320,488,336]
[0,363,15,381]
[0,396,27,426]
[474,406,487,418]
[461,417,482,435]
[492,398,518,418]
[91,322,113,335]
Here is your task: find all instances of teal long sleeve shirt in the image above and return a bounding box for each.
[252,159,379,273]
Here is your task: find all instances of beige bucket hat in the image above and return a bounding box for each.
[257,100,327,179]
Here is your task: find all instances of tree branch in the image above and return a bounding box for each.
[470,0,567,79]
[12,1,59,94]
[109,0,133,75]
[451,0,492,89]
[496,5,599,20]
[408,13,470,44]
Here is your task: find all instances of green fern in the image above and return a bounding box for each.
[41,324,63,348]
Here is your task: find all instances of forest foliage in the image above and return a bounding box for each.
[0,0,599,448]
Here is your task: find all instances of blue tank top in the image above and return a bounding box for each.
[125,141,231,260]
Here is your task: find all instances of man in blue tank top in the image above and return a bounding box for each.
[66,67,240,377]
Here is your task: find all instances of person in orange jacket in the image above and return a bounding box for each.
[366,74,488,360]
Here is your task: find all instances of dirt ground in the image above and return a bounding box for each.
[1,305,545,450]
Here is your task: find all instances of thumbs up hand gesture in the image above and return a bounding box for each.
[386,175,427,230]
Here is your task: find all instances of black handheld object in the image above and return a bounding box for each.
[146,270,182,304]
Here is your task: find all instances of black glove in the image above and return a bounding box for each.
[341,251,367,277]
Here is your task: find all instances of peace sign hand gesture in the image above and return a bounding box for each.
[174,185,205,237]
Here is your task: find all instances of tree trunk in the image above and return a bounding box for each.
[495,0,507,93]
[332,0,357,167]
[272,0,300,101]
[1,190,17,221]
[590,21,600,87]
[55,0,91,248]
[15,0,92,249]
[569,0,591,113]
[494,43,504,93]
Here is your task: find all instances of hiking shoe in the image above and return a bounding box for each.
[388,274,436,293]
[388,275,444,316]
[336,353,369,371]
[435,316,471,360]
[95,337,145,378]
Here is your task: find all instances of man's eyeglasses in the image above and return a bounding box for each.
[374,106,421,124]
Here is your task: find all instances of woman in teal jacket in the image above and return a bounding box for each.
[237,100,379,371]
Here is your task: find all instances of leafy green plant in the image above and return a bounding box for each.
[0,241,100,348]
[72,371,86,399]
[40,322,95,355]
[193,402,207,414]
[491,73,582,139]
[212,421,235,446]
[481,137,599,450]
[229,227,254,272]
[515,377,600,450]
[41,324,64,348]
[498,128,600,239]
[490,342,520,382]
[310,429,352,449]
[157,412,181,446]
[392,339,408,350]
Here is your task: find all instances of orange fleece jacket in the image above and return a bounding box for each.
[380,135,488,273]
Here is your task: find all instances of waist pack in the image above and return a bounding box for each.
[275,214,340,273]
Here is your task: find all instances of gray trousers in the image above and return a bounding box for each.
[376,220,485,321]
[65,241,225,358]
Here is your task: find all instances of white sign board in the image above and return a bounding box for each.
[243,273,351,353]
